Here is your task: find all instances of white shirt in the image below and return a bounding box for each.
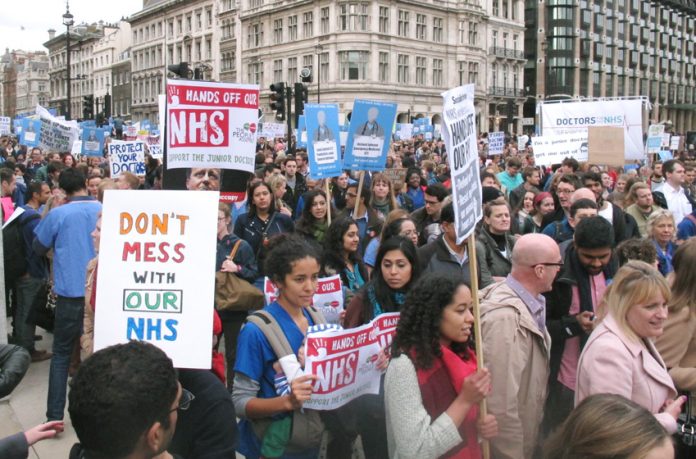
[658,182,692,225]
[598,202,614,223]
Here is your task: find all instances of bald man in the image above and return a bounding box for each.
[480,234,559,459]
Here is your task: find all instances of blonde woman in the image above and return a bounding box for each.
[544,394,673,459]
[369,172,400,219]
[656,239,696,416]
[646,209,677,276]
[575,261,685,434]
[265,173,293,217]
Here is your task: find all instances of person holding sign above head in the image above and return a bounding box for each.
[232,234,326,459]
[386,273,498,459]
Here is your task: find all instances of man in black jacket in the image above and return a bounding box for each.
[542,217,617,436]
[281,156,306,217]
[582,171,640,245]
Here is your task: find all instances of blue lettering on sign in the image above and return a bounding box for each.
[126,317,178,341]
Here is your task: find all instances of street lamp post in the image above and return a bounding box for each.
[63,2,74,120]
[315,44,323,103]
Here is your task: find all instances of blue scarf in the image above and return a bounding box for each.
[367,283,407,318]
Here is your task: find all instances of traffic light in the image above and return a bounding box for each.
[82,95,94,120]
[270,82,286,121]
[103,94,112,118]
[294,82,308,124]
[168,62,191,79]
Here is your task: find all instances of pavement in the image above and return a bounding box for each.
[0,328,78,459]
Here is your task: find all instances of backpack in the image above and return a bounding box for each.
[3,210,40,286]
[244,307,326,454]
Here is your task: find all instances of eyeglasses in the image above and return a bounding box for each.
[532,262,564,268]
[425,200,440,206]
[171,388,195,413]
[556,189,573,195]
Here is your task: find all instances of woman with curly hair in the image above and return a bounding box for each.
[386,273,498,458]
[320,217,367,293]
[295,189,332,248]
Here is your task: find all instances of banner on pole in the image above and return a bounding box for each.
[344,100,397,171]
[166,79,259,172]
[93,190,218,368]
[442,84,481,244]
[304,312,400,410]
[305,104,342,179]
[109,141,146,178]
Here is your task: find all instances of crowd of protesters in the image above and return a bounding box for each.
[1,129,696,459]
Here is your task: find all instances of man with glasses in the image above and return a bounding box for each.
[480,233,558,459]
[542,216,617,436]
[541,173,582,229]
[410,183,449,246]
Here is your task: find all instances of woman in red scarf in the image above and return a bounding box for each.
[385,273,498,459]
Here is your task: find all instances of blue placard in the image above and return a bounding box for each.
[13,119,23,135]
[81,128,106,156]
[658,150,673,161]
[344,100,397,171]
[296,115,307,149]
[19,119,42,147]
[304,104,343,180]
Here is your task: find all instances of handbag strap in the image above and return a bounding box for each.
[227,239,242,261]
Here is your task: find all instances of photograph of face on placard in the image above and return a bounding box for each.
[344,100,397,171]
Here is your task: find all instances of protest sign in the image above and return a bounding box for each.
[109,141,146,178]
[0,116,10,135]
[441,84,481,244]
[81,128,106,156]
[13,119,22,135]
[35,105,79,152]
[166,79,259,172]
[296,115,307,149]
[93,190,218,368]
[304,312,400,410]
[647,124,665,154]
[344,100,397,171]
[305,104,342,179]
[531,132,588,166]
[517,134,530,149]
[662,133,671,148]
[670,136,681,151]
[539,99,645,160]
[19,118,42,147]
[71,140,82,156]
[488,131,505,156]
[258,122,286,139]
[263,275,344,325]
[381,168,407,186]
[397,123,413,140]
[588,126,625,167]
[658,150,674,161]
[126,125,137,138]
[147,131,163,159]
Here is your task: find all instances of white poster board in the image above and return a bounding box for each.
[93,190,218,368]
[488,131,505,156]
[531,132,589,166]
[109,141,146,178]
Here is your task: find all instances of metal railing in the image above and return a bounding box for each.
[489,46,525,60]
[488,86,525,97]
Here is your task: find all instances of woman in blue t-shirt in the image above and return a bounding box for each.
[232,234,324,459]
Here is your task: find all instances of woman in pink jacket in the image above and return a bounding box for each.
[575,260,685,433]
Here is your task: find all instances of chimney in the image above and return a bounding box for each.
[48,29,56,40]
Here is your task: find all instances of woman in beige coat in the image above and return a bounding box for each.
[575,261,685,434]
[656,239,696,411]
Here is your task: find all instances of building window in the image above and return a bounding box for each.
[416,14,426,40]
[379,7,389,33]
[433,17,443,43]
[248,23,263,48]
[206,8,212,27]
[247,61,263,85]
[250,0,263,7]
[398,10,409,37]
[492,0,499,16]
[320,52,329,82]
[321,7,330,34]
[502,0,508,18]
[273,59,283,81]
[468,22,478,45]
[433,58,443,86]
[288,15,298,40]
[492,30,498,48]
[339,51,368,80]
[458,21,466,44]
[273,19,283,44]
[379,52,389,82]
[416,56,426,85]
[303,11,313,38]
[398,54,409,83]
[196,12,202,30]
[303,55,313,77]
[458,61,466,85]
[468,62,478,85]
[288,57,297,82]
[186,15,192,32]
[339,3,369,32]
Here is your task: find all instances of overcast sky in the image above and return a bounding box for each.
[0,0,142,54]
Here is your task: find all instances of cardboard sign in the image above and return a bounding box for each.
[488,131,505,156]
[588,126,625,167]
[670,136,682,151]
[381,168,407,186]
[93,190,218,368]
[0,116,10,135]
[304,312,400,410]
[441,84,481,244]
[166,79,259,172]
[109,141,146,178]
[263,275,344,325]
[258,122,286,139]
[305,104,343,179]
